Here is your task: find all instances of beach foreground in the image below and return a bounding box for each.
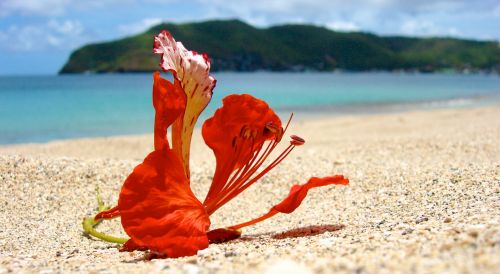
[1,107,499,273]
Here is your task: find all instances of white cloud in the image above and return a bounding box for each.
[447,27,460,36]
[400,20,438,36]
[494,4,500,16]
[0,0,175,17]
[0,0,69,16]
[48,19,84,35]
[400,18,463,37]
[117,18,163,35]
[326,21,361,32]
[0,19,89,51]
[0,0,498,47]
[197,0,499,39]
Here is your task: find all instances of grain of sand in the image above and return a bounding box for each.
[1,107,499,273]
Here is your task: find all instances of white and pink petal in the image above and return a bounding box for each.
[153,30,216,179]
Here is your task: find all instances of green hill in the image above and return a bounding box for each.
[59,19,500,73]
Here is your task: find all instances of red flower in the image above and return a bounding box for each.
[91,31,348,258]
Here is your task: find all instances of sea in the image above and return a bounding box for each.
[1,72,499,144]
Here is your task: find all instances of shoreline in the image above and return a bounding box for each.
[2,72,499,145]
[2,69,498,77]
[2,100,500,146]
[1,105,499,273]
[278,92,500,117]
[0,104,494,149]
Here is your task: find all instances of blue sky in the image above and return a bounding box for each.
[0,0,499,75]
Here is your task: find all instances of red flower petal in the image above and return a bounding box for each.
[94,205,120,221]
[154,30,216,178]
[201,94,283,211]
[202,94,282,155]
[152,71,186,151]
[273,175,349,213]
[118,149,210,257]
[230,176,349,230]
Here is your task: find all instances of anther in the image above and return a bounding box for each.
[290,135,305,146]
[265,122,279,133]
[240,126,257,140]
[240,126,251,139]
[231,136,237,148]
[265,122,284,141]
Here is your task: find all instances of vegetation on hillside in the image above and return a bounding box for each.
[60,19,500,74]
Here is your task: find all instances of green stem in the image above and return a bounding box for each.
[96,186,107,212]
[82,186,129,244]
[82,217,128,244]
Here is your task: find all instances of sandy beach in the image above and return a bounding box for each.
[0,106,499,273]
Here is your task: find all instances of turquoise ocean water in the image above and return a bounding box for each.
[0,72,499,144]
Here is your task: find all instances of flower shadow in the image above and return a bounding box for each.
[238,224,345,242]
[121,224,346,262]
[271,224,345,239]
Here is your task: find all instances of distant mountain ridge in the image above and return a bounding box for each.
[60,19,500,74]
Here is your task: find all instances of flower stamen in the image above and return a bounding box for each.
[205,133,304,215]
[290,135,305,146]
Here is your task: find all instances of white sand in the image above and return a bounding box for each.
[1,106,499,273]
